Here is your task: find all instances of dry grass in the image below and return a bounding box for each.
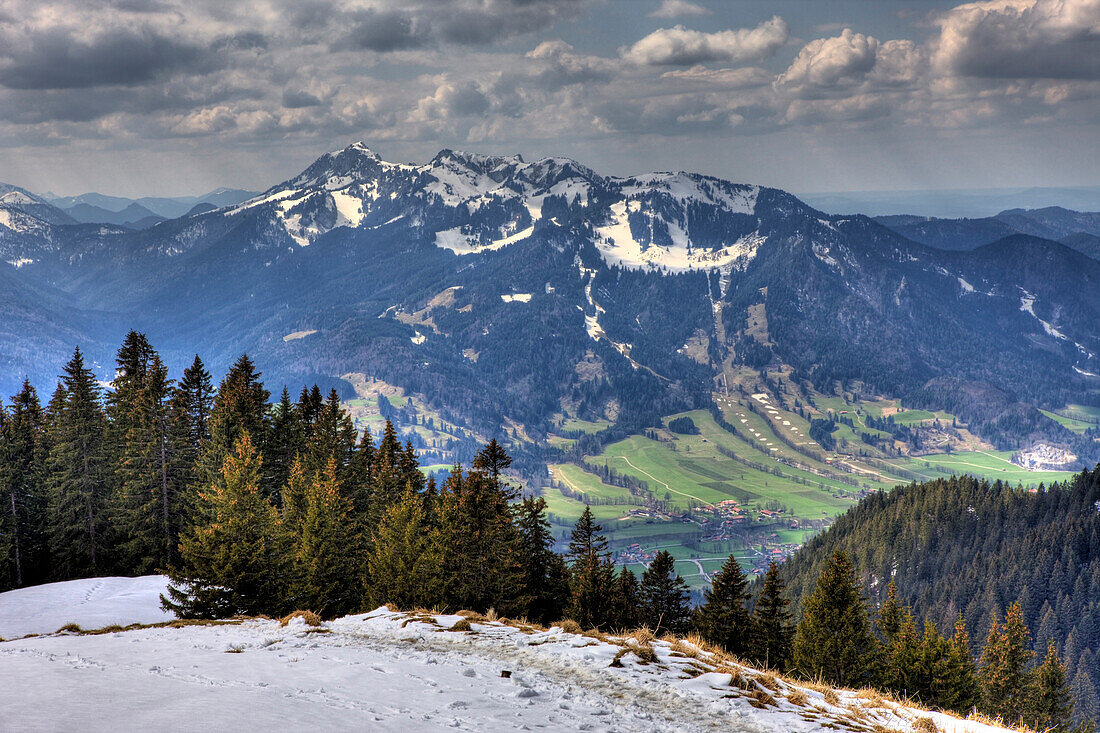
[484,608,499,622]
[279,610,322,627]
[824,689,840,706]
[911,717,940,733]
[631,627,656,645]
[756,672,780,691]
[787,690,808,707]
[856,687,886,708]
[56,623,82,634]
[748,689,777,708]
[456,610,487,622]
[553,619,582,634]
[449,618,472,632]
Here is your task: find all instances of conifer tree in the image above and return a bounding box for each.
[639,550,691,636]
[197,354,269,487]
[108,334,174,574]
[367,487,440,610]
[264,388,302,506]
[166,356,213,527]
[1071,669,1099,727]
[751,562,794,670]
[294,457,362,617]
[1027,642,1072,731]
[609,567,640,630]
[566,506,615,628]
[281,455,310,538]
[695,555,753,656]
[46,348,108,579]
[0,380,49,589]
[163,432,289,618]
[979,602,1034,723]
[434,463,523,614]
[942,615,980,715]
[792,550,876,687]
[515,496,569,625]
[304,389,356,480]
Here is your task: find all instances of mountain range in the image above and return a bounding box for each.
[1,142,1098,464]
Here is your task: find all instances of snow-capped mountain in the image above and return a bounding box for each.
[1,142,1098,460]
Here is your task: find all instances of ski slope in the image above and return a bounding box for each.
[0,587,1010,733]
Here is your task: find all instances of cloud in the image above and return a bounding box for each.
[934,0,1100,80]
[621,16,789,66]
[648,0,712,19]
[340,9,427,52]
[281,89,324,109]
[776,29,880,94]
[0,28,213,90]
[413,81,491,121]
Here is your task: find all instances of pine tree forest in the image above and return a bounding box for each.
[0,333,1097,730]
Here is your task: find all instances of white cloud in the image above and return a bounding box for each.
[648,0,712,19]
[933,0,1100,79]
[621,17,789,66]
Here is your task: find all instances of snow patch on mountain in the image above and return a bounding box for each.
[1019,289,1067,340]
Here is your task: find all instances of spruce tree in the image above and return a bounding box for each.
[0,380,49,589]
[434,462,523,615]
[751,562,794,670]
[942,615,980,715]
[293,457,362,617]
[979,602,1034,723]
[515,496,569,625]
[609,567,641,630]
[163,432,289,618]
[264,388,302,506]
[695,555,753,656]
[1027,642,1072,731]
[367,487,440,611]
[1071,669,1099,727]
[281,455,310,538]
[792,550,876,687]
[197,354,269,487]
[108,334,174,574]
[46,348,108,579]
[639,550,691,636]
[566,506,615,628]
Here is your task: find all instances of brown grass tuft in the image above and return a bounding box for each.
[787,690,808,707]
[456,610,487,622]
[911,717,939,733]
[631,627,656,645]
[749,689,777,708]
[56,623,82,634]
[824,689,840,706]
[279,610,322,627]
[449,618,472,632]
[554,619,583,634]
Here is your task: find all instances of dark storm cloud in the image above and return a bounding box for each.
[340,9,427,52]
[281,89,324,109]
[0,28,213,90]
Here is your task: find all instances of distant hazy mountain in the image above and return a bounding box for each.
[800,186,1100,219]
[41,188,257,226]
[876,206,1100,257]
[2,143,1097,463]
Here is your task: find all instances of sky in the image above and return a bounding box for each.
[0,0,1097,197]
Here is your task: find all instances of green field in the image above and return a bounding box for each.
[1040,410,1095,433]
[559,418,612,434]
[887,450,1075,487]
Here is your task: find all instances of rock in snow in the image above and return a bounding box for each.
[0,581,1012,732]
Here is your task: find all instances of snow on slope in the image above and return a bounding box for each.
[0,602,1010,732]
[0,576,173,638]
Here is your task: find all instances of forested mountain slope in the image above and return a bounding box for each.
[780,468,1100,721]
[1,142,1097,461]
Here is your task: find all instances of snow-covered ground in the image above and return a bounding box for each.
[0,585,1010,733]
[0,576,173,638]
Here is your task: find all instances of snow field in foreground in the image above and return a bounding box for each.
[0,576,173,638]
[0,603,1012,732]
